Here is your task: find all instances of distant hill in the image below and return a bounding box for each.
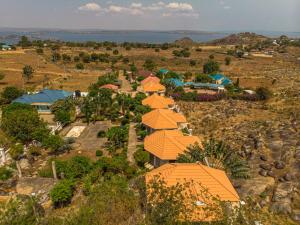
[210,32,270,45]
[174,37,195,46]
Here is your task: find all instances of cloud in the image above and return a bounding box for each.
[131,3,142,8]
[107,5,125,13]
[223,6,231,9]
[78,3,101,12]
[166,2,193,11]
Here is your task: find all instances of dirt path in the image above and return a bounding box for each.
[119,70,132,93]
[127,123,138,165]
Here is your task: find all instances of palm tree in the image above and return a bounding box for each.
[177,139,250,179]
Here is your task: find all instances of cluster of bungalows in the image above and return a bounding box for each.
[139,72,240,222]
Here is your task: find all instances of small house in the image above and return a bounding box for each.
[142,93,175,109]
[209,74,232,86]
[1,44,12,51]
[142,81,166,96]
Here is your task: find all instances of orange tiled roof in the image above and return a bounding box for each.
[142,81,166,93]
[142,93,175,109]
[144,130,201,160]
[145,163,240,221]
[142,109,187,130]
[100,84,118,91]
[141,76,160,85]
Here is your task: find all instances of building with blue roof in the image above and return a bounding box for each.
[13,89,73,113]
[159,69,169,75]
[165,78,184,87]
[209,74,232,86]
[1,44,12,51]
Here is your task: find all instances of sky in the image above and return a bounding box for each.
[0,0,299,31]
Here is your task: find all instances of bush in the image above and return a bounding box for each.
[28,145,41,156]
[203,60,220,74]
[42,135,64,153]
[0,166,13,181]
[225,57,231,65]
[113,49,119,55]
[9,144,24,160]
[134,149,150,167]
[1,86,23,103]
[190,60,196,66]
[50,179,75,207]
[256,87,272,100]
[194,74,213,83]
[96,150,103,157]
[97,130,106,138]
[76,63,84,70]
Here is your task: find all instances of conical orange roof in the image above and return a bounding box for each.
[141,76,160,85]
[144,130,201,160]
[142,109,186,130]
[142,93,175,109]
[142,81,165,93]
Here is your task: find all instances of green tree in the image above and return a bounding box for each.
[81,97,93,124]
[113,49,119,55]
[225,56,231,65]
[76,63,84,70]
[22,65,34,81]
[50,179,75,207]
[194,73,213,83]
[43,135,64,153]
[1,103,47,143]
[177,139,250,179]
[133,148,149,167]
[18,36,31,47]
[143,59,156,71]
[203,60,220,74]
[1,86,23,103]
[106,126,129,150]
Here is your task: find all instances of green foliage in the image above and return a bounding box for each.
[55,156,93,179]
[22,65,34,80]
[18,36,31,47]
[42,135,64,153]
[28,145,41,156]
[133,148,149,167]
[1,86,23,103]
[203,60,220,74]
[113,49,119,55]
[172,49,191,57]
[106,125,129,150]
[73,56,80,62]
[177,139,250,179]
[189,60,196,66]
[50,179,75,207]
[1,103,47,143]
[183,72,192,81]
[0,166,13,181]
[97,130,106,138]
[194,73,213,83]
[9,144,24,160]
[0,196,44,225]
[164,71,181,79]
[52,52,61,62]
[36,48,44,54]
[225,56,231,65]
[143,59,156,71]
[96,150,103,157]
[256,87,272,100]
[76,63,84,70]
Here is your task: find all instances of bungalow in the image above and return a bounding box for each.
[142,93,175,109]
[142,109,187,133]
[100,84,119,92]
[159,68,169,75]
[13,89,73,113]
[144,130,201,167]
[145,163,240,222]
[209,74,232,86]
[142,81,166,96]
[1,44,12,51]
[141,76,160,85]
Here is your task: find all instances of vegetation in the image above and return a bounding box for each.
[256,87,272,100]
[0,166,13,181]
[203,60,220,74]
[177,140,250,179]
[1,86,23,103]
[22,65,34,81]
[50,179,75,207]
[134,146,150,167]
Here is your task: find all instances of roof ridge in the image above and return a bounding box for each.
[153,109,177,128]
[199,164,239,200]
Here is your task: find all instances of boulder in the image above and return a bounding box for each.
[259,163,272,171]
[274,161,285,169]
[268,140,283,152]
[259,169,268,177]
[19,158,31,170]
[260,155,268,161]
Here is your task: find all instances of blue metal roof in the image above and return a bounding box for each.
[191,83,224,90]
[209,74,232,86]
[165,78,184,87]
[159,69,169,74]
[13,89,73,105]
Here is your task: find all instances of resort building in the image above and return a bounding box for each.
[142,81,166,96]
[209,74,232,86]
[142,93,175,109]
[145,163,240,222]
[144,130,201,167]
[142,109,187,133]
[100,84,119,92]
[1,44,12,51]
[13,89,73,113]
[141,76,160,85]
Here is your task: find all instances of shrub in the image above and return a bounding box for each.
[0,166,13,181]
[28,145,41,156]
[256,87,272,100]
[96,150,103,157]
[50,179,75,207]
[190,60,196,66]
[1,86,23,103]
[36,48,43,54]
[42,135,64,153]
[113,49,119,55]
[38,166,53,178]
[194,73,213,83]
[225,57,231,65]
[76,63,84,70]
[97,130,106,138]
[9,144,24,160]
[203,60,220,74]
[73,56,80,62]
[134,149,150,167]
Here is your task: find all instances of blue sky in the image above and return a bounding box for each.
[0,0,299,31]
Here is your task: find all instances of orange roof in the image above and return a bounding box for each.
[145,163,240,221]
[142,93,175,109]
[142,109,187,130]
[142,81,166,93]
[100,84,118,91]
[144,130,201,160]
[141,76,160,85]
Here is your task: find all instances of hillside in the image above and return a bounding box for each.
[210,32,270,45]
